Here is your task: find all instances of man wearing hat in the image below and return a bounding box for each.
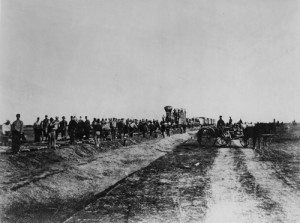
[42,115,49,141]
[77,116,85,140]
[217,116,225,129]
[11,114,23,154]
[59,116,67,140]
[68,116,77,144]
[84,116,91,140]
[48,117,56,148]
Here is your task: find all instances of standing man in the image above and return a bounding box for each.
[148,121,154,137]
[91,118,97,138]
[53,117,60,140]
[59,116,68,140]
[94,119,102,147]
[117,119,124,139]
[165,121,171,137]
[84,116,91,140]
[217,116,225,135]
[110,118,117,140]
[68,116,77,144]
[42,115,49,141]
[33,117,42,142]
[11,114,23,154]
[182,120,187,133]
[228,117,233,126]
[77,116,85,140]
[217,116,225,128]
[48,118,56,148]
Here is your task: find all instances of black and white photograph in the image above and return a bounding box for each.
[0,0,299,222]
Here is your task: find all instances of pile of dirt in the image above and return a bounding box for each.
[0,131,196,223]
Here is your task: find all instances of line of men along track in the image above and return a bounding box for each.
[1,114,201,153]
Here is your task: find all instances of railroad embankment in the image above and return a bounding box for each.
[0,131,196,223]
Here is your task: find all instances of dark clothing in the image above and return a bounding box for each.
[217,119,225,128]
[77,120,85,140]
[139,122,148,138]
[84,120,91,139]
[11,130,21,154]
[166,124,171,137]
[110,127,116,140]
[11,119,23,153]
[59,120,68,139]
[149,123,155,137]
[123,124,129,136]
[117,121,124,138]
[94,123,102,136]
[34,129,42,142]
[160,122,166,138]
[182,124,187,133]
[68,120,77,144]
[33,121,42,142]
[92,120,98,136]
[42,118,49,140]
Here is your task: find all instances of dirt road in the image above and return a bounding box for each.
[65,140,300,223]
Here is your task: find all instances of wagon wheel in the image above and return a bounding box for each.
[197,128,216,148]
[215,137,228,147]
[239,137,249,148]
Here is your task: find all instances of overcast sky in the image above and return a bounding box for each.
[1,0,299,124]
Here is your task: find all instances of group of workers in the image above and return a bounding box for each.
[216,115,248,129]
[1,114,24,154]
[1,114,195,153]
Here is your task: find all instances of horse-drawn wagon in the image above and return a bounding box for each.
[196,125,248,148]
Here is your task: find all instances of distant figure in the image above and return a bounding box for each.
[92,118,97,138]
[102,120,111,140]
[53,117,60,140]
[42,115,49,141]
[217,116,225,129]
[228,117,232,126]
[165,121,171,137]
[68,116,77,144]
[59,116,68,140]
[117,119,124,139]
[139,119,148,138]
[237,119,243,128]
[2,120,11,146]
[33,117,42,142]
[160,121,166,138]
[182,120,187,133]
[148,121,155,137]
[77,116,85,140]
[48,117,57,149]
[84,116,91,140]
[94,119,102,147]
[110,118,117,140]
[11,114,23,154]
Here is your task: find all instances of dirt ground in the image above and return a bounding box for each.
[64,126,300,223]
[0,132,196,223]
[1,126,300,223]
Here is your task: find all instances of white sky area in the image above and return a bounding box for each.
[0,0,299,124]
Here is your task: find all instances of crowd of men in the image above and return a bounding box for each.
[1,114,292,154]
[2,114,197,154]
